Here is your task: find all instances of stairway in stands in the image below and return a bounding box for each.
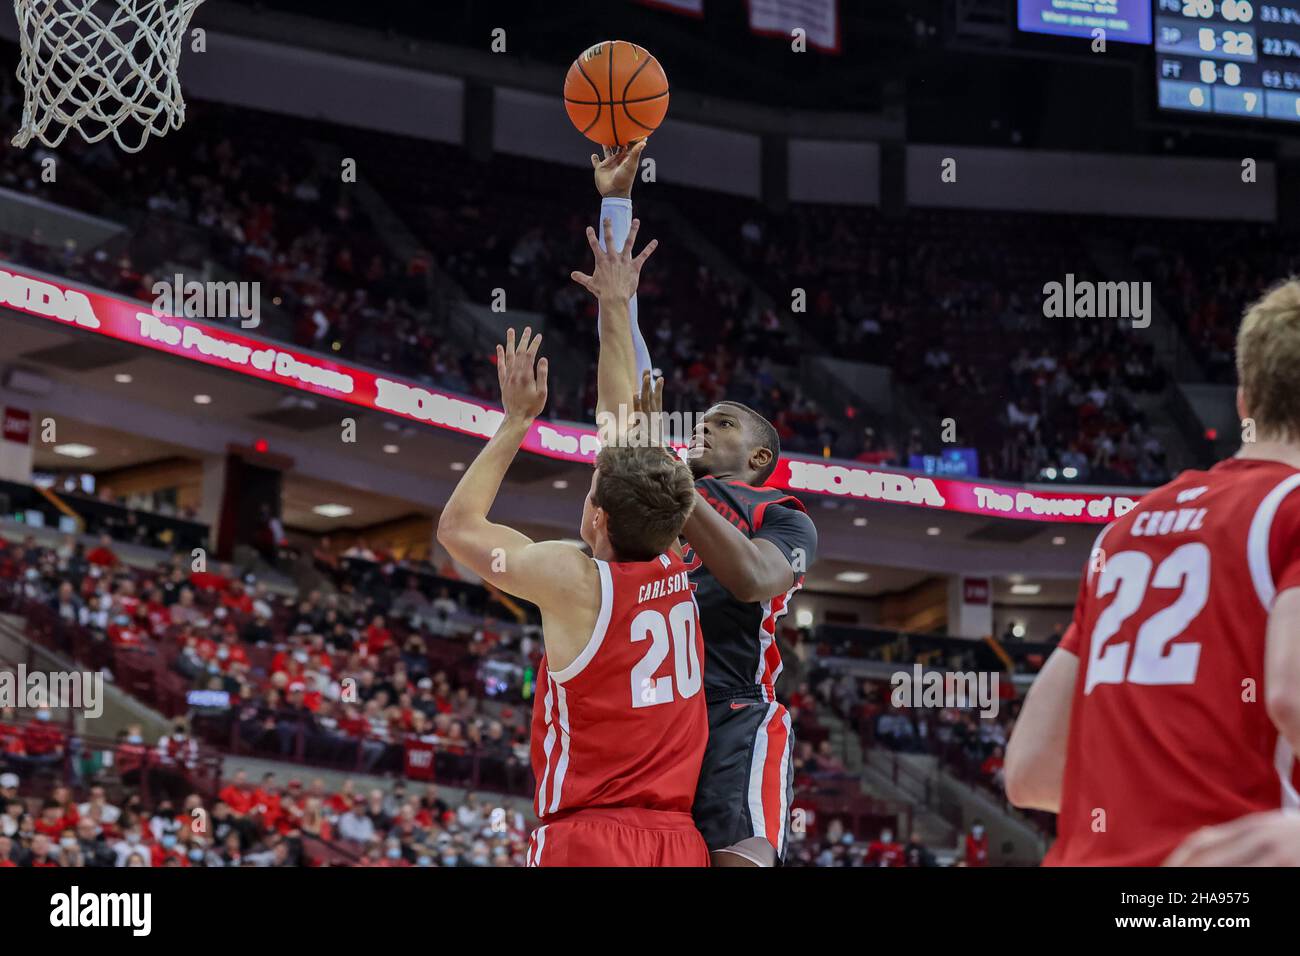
[816,706,958,852]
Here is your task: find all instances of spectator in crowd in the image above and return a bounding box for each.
[86,534,119,569]
[865,827,906,867]
[965,819,990,867]
[903,830,935,867]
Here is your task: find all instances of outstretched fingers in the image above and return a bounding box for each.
[634,369,652,413]
[622,217,641,257]
[633,237,658,269]
[602,216,616,256]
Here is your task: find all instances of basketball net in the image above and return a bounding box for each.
[11,0,205,153]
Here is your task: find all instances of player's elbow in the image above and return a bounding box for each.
[435,511,467,553]
[1004,771,1056,813]
[736,555,797,604]
[1003,770,1038,810]
[727,568,769,604]
[1003,739,1051,810]
[1002,751,1034,809]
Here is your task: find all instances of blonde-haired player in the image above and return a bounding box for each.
[1006,278,1300,865]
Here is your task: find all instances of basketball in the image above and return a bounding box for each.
[564,40,669,147]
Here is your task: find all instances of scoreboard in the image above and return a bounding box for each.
[1019,0,1153,42]
[1156,0,1300,121]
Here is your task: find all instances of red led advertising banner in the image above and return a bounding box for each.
[0,261,1143,523]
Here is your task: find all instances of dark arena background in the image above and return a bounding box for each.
[0,0,1297,934]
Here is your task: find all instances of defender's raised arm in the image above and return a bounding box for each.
[436,327,591,612]
[571,216,657,442]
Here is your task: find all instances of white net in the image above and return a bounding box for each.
[11,0,205,153]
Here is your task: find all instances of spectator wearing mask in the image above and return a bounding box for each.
[965,820,989,867]
[866,827,905,867]
[113,825,152,867]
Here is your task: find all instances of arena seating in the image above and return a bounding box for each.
[0,514,1001,865]
[0,92,1216,484]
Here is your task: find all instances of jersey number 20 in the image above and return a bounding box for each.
[630,601,702,708]
[1084,543,1209,695]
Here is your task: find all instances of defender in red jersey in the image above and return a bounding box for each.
[1006,279,1300,866]
[528,548,708,866]
[438,231,709,867]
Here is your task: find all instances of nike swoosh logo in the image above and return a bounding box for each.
[730,701,753,710]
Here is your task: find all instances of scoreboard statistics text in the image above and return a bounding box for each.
[1156,0,1300,121]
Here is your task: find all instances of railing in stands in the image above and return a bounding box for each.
[0,718,225,807]
[0,577,536,795]
[0,479,210,554]
[838,692,1056,840]
[814,622,1056,674]
[194,708,534,797]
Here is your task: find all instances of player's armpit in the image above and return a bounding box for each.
[1264,586,1300,751]
[1004,647,1077,814]
[436,526,594,612]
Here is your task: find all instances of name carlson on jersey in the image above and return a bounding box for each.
[637,569,691,604]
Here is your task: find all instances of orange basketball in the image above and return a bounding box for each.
[564,40,669,147]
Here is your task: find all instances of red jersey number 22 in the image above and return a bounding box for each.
[1084,543,1210,695]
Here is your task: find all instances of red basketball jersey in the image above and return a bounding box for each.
[1047,457,1300,866]
[531,552,708,821]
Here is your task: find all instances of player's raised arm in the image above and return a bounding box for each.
[571,216,657,443]
[436,327,592,610]
[592,141,655,383]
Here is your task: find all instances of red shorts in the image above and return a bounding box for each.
[527,807,710,867]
